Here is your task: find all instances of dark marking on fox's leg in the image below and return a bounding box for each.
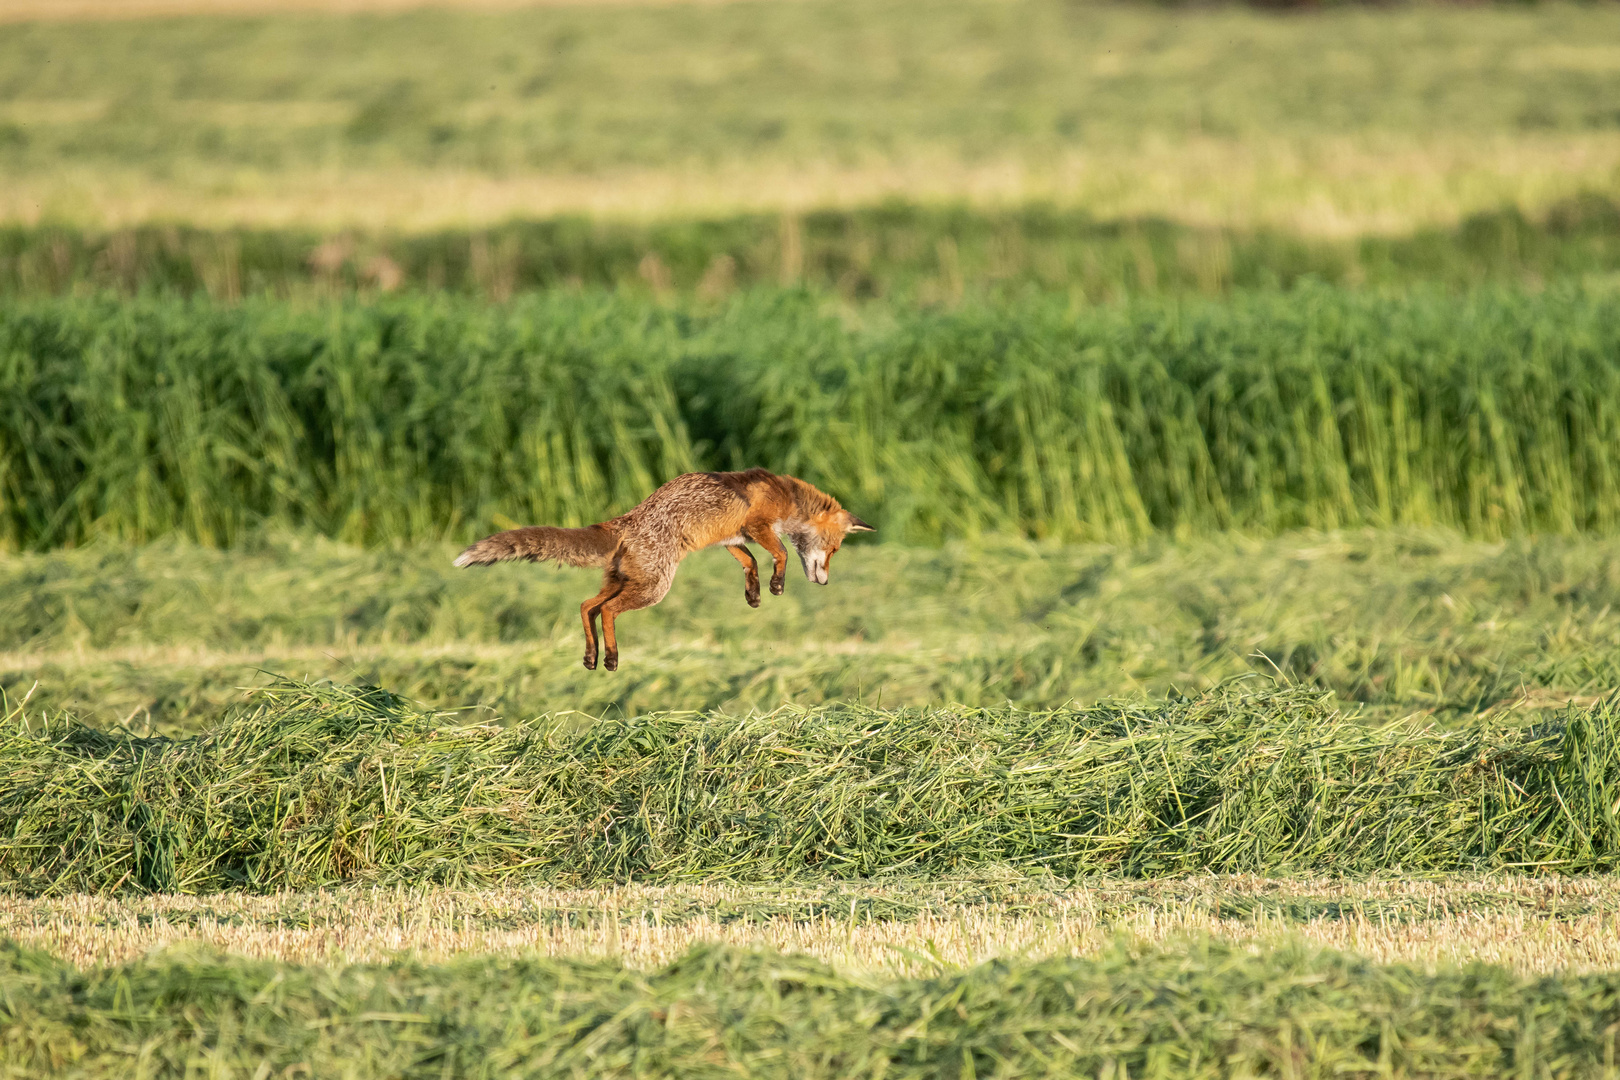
[726,544,761,607]
[749,526,790,596]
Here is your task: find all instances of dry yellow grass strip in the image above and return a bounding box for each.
[8,133,1620,235]
[8,877,1620,977]
[0,636,943,677]
[0,0,741,24]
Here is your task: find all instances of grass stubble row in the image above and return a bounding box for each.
[6,679,1620,895]
[6,285,1620,551]
[9,875,1620,976]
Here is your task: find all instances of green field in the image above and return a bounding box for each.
[3,0,1619,230]
[9,1,1620,1074]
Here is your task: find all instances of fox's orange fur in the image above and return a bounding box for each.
[453,469,873,670]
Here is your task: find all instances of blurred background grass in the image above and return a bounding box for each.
[8,197,1620,301]
[3,0,1619,230]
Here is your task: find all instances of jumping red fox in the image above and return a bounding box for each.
[453,468,873,671]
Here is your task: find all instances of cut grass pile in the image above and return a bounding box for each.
[8,197,1620,301]
[6,680,1620,894]
[11,876,1620,976]
[12,937,1620,1078]
[6,530,1620,729]
[8,287,1620,550]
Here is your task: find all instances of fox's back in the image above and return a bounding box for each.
[611,469,787,553]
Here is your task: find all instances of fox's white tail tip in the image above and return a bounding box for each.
[452,551,475,568]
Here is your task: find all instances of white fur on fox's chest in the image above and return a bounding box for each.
[780,522,830,584]
[696,520,828,584]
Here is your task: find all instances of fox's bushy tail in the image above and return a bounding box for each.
[453,525,617,568]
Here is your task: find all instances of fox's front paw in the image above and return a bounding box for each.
[604,653,618,672]
[583,652,598,670]
[769,575,785,596]
[746,589,761,608]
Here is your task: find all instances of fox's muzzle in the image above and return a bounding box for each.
[799,549,829,585]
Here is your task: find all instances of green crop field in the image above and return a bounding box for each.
[8,287,1620,551]
[9,0,1620,1074]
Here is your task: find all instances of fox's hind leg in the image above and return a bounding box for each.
[599,574,674,672]
[725,543,761,608]
[580,570,626,670]
[747,526,790,596]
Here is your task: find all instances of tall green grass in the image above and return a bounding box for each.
[9,938,1620,1079]
[5,286,1620,549]
[6,198,1619,300]
[6,680,1620,894]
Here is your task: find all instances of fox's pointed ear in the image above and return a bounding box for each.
[843,513,875,533]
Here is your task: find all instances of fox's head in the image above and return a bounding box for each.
[791,509,874,585]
